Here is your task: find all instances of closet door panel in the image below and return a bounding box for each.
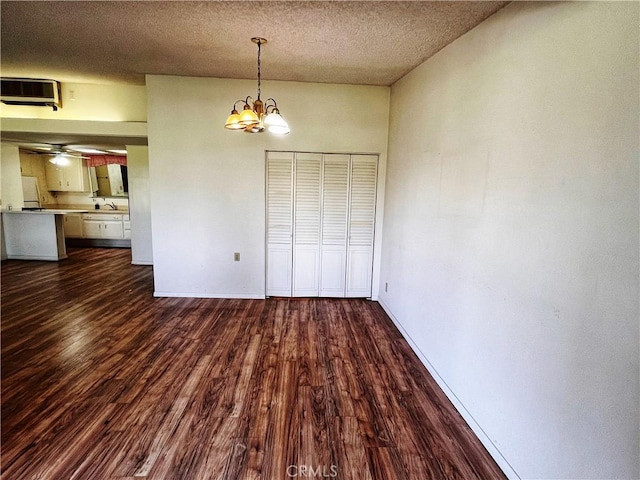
[321,155,349,245]
[319,244,346,296]
[346,247,373,296]
[293,246,320,295]
[268,247,292,295]
[293,153,322,297]
[266,152,293,297]
[346,155,378,297]
[320,154,350,296]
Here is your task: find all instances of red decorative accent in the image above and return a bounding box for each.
[86,155,127,167]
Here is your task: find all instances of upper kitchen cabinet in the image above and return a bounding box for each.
[94,164,127,197]
[45,158,94,192]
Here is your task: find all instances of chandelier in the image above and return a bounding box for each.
[224,37,290,135]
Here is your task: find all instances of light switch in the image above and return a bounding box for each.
[234,252,240,262]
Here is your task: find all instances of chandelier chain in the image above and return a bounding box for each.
[257,40,261,100]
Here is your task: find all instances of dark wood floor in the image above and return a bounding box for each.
[1,248,505,480]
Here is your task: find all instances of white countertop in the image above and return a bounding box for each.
[2,209,89,215]
[82,209,129,214]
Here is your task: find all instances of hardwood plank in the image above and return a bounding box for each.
[1,248,506,480]
[298,386,330,469]
[229,333,262,418]
[366,446,407,480]
[189,416,241,480]
[133,354,212,476]
[332,415,372,480]
[262,360,300,480]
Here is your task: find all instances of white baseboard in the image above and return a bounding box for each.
[153,291,266,300]
[5,254,67,261]
[131,261,153,266]
[377,298,520,480]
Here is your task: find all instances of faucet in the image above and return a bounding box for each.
[105,202,117,210]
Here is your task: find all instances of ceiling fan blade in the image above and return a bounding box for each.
[17,143,56,152]
[18,142,92,158]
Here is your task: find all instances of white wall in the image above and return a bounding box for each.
[1,144,22,258]
[146,75,389,297]
[0,143,24,259]
[380,2,639,479]
[0,82,147,121]
[127,145,153,265]
[1,143,25,211]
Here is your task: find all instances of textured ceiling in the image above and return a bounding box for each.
[1,1,509,87]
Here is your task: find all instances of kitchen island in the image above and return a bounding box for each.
[2,209,88,261]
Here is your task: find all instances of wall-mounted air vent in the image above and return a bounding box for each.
[1,78,61,111]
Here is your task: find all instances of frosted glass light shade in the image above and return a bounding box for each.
[264,112,284,126]
[239,107,259,125]
[224,110,243,130]
[265,112,289,135]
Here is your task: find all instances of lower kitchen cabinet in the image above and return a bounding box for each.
[82,213,124,239]
[63,213,83,238]
[62,212,131,248]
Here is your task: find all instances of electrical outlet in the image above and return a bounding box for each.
[385,282,388,292]
[234,252,240,262]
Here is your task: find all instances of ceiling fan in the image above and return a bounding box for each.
[15,143,92,166]
[18,143,88,158]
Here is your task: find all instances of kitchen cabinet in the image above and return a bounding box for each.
[102,220,124,238]
[82,213,124,239]
[63,213,83,238]
[45,158,92,192]
[82,219,102,238]
[94,164,126,197]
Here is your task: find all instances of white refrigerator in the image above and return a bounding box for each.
[21,176,41,209]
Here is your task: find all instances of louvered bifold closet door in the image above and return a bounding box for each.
[346,155,378,297]
[293,153,323,296]
[319,154,350,296]
[266,152,294,297]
